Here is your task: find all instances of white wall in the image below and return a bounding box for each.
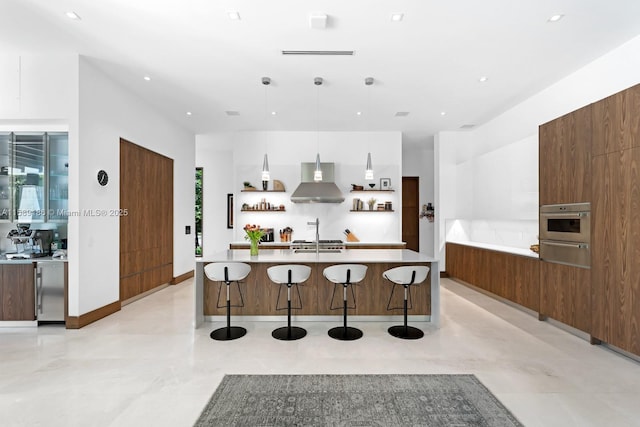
[196,131,402,254]
[435,35,640,270]
[76,57,195,315]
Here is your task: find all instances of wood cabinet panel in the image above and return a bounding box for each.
[540,261,591,333]
[120,139,173,301]
[539,104,592,205]
[592,84,640,156]
[446,243,539,312]
[591,147,640,354]
[203,262,431,317]
[0,264,35,321]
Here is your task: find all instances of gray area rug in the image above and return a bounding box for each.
[194,374,523,427]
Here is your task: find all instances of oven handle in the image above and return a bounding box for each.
[540,212,589,218]
[541,241,589,249]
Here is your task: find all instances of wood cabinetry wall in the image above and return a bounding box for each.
[539,104,592,206]
[590,85,640,355]
[120,139,173,302]
[445,243,540,312]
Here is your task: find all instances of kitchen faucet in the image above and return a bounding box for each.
[307,218,320,254]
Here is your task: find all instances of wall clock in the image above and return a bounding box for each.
[97,169,109,186]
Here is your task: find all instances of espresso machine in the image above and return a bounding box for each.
[5,224,52,259]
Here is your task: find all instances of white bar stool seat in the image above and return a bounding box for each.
[383,265,430,339]
[267,264,312,340]
[204,262,251,341]
[323,264,368,341]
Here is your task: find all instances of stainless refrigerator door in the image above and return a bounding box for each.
[36,262,65,321]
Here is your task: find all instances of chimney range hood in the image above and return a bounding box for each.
[290,162,345,204]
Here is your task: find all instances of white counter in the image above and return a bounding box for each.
[446,240,539,259]
[199,249,437,263]
[194,249,440,328]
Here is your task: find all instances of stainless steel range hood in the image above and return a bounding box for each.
[290,162,345,203]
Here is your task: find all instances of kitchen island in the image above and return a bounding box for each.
[194,249,439,328]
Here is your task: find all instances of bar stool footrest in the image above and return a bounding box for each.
[210,326,247,341]
[388,325,424,340]
[328,326,363,341]
[272,326,307,341]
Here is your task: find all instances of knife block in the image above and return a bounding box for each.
[346,232,360,242]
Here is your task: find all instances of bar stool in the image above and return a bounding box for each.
[204,262,251,341]
[267,264,311,341]
[383,265,430,339]
[323,264,368,341]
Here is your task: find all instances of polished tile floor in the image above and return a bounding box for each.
[2,278,640,426]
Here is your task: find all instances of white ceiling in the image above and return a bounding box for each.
[3,0,640,145]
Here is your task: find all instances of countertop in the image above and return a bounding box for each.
[229,241,407,247]
[0,255,68,264]
[198,249,437,263]
[446,240,539,259]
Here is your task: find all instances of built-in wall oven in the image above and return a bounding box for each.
[539,202,590,268]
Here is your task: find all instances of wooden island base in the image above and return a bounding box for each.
[203,262,431,317]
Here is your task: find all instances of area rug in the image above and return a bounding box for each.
[194,374,522,427]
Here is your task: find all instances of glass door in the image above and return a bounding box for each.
[47,132,69,221]
[12,133,46,223]
[0,133,11,221]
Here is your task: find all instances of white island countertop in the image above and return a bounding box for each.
[198,249,437,263]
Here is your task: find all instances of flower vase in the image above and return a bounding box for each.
[250,239,259,256]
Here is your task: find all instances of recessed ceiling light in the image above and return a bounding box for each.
[440,111,447,116]
[395,111,410,117]
[65,11,81,20]
[186,112,192,116]
[356,111,362,116]
[391,13,404,22]
[225,111,240,116]
[548,14,564,23]
[478,76,488,83]
[143,76,151,81]
[227,11,241,20]
[271,111,277,116]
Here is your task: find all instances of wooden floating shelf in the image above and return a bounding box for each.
[349,210,395,213]
[241,209,286,212]
[350,189,395,192]
[241,189,286,193]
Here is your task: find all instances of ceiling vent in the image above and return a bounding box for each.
[460,124,476,129]
[225,111,240,116]
[394,111,410,117]
[281,50,354,56]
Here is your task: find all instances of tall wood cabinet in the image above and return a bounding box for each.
[119,139,174,302]
[539,104,592,206]
[590,84,640,355]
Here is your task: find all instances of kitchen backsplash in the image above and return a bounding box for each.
[446,219,538,250]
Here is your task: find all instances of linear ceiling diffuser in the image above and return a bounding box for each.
[281,50,355,56]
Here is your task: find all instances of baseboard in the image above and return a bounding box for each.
[66,300,121,329]
[171,270,194,285]
[440,271,449,278]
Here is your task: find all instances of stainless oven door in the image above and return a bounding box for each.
[539,240,590,269]
[540,203,590,243]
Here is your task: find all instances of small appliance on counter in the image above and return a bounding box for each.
[260,228,274,242]
[4,225,56,259]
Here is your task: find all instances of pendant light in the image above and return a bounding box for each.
[364,77,374,180]
[261,77,271,183]
[313,77,323,181]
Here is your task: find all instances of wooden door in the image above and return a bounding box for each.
[402,177,419,251]
[120,139,174,302]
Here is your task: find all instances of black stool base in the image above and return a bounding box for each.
[388,325,424,339]
[328,326,363,341]
[210,326,247,341]
[272,326,307,341]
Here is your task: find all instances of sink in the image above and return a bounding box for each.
[293,249,342,254]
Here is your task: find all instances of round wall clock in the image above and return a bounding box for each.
[97,169,109,186]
